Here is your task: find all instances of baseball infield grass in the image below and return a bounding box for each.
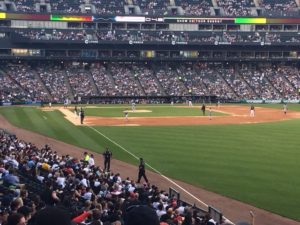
[71,105,226,117]
[1,104,300,221]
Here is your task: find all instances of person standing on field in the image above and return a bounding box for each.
[283,103,288,115]
[80,108,85,124]
[103,147,112,171]
[201,104,206,116]
[124,110,129,122]
[137,158,148,183]
[250,105,255,117]
[74,105,78,117]
[131,101,136,112]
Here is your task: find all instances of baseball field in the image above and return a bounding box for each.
[1,104,300,223]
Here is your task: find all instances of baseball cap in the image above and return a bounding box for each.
[34,207,72,225]
[124,205,159,225]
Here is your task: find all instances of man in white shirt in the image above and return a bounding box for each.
[88,154,95,167]
[56,173,66,188]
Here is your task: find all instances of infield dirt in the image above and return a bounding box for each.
[57,105,300,126]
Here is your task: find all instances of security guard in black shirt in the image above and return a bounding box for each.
[103,147,112,171]
[137,158,148,183]
[80,108,85,124]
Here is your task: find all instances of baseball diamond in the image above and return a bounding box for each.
[2,1,300,225]
[1,104,300,225]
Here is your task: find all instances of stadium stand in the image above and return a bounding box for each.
[216,0,254,16]
[1,1,300,224]
[93,0,125,15]
[109,63,144,96]
[1,0,299,16]
[155,65,189,96]
[90,63,117,96]
[1,62,300,102]
[176,0,213,16]
[2,64,49,101]
[66,65,98,97]
[14,29,300,45]
[133,0,169,15]
[259,0,298,16]
[35,64,70,103]
[0,129,232,225]
[0,72,28,103]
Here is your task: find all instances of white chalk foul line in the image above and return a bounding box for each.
[87,126,209,208]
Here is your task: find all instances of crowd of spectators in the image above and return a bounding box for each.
[176,0,212,16]
[156,66,188,96]
[261,64,299,100]
[133,0,169,15]
[15,29,300,45]
[217,0,254,16]
[278,65,300,97]
[4,64,48,101]
[130,64,164,96]
[3,0,300,16]
[14,0,36,12]
[0,129,225,225]
[1,62,300,103]
[109,63,144,96]
[16,29,96,42]
[50,0,81,13]
[259,0,298,16]
[0,74,28,103]
[175,65,208,96]
[36,65,70,103]
[90,64,117,96]
[196,64,236,100]
[240,66,282,100]
[93,0,124,15]
[67,68,98,97]
[217,67,257,100]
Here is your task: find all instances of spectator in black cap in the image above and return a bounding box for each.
[17,206,33,224]
[34,207,71,225]
[7,213,26,225]
[124,205,159,225]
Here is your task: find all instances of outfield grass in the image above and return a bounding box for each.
[1,104,300,221]
[74,105,226,117]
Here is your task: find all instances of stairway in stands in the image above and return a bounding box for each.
[62,70,74,101]
[32,69,52,101]
[1,68,29,97]
[127,64,146,96]
[216,70,240,99]
[238,70,260,98]
[85,69,100,95]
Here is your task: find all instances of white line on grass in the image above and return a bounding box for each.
[43,116,47,120]
[88,126,209,208]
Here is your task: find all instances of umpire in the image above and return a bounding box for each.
[80,108,85,124]
[201,104,206,116]
[103,147,112,171]
[137,158,148,183]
